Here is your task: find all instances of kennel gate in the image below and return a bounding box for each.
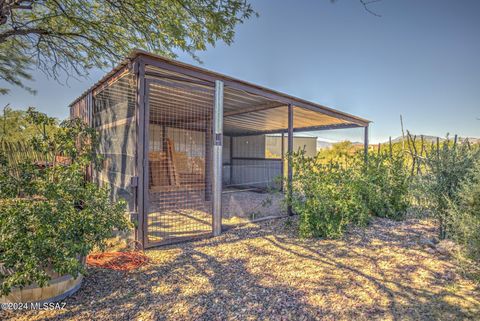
[143,77,216,247]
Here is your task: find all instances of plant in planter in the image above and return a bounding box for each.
[0,108,130,296]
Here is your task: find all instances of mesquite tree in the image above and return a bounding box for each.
[0,0,256,94]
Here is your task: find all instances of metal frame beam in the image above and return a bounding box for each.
[287,104,294,216]
[224,102,285,117]
[229,136,233,186]
[281,132,285,193]
[364,124,369,163]
[93,65,131,96]
[134,58,146,249]
[226,122,363,137]
[212,80,224,236]
[145,70,213,87]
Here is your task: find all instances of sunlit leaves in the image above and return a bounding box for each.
[0,0,256,93]
[0,110,130,295]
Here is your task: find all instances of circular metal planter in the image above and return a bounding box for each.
[0,257,85,304]
[0,274,83,304]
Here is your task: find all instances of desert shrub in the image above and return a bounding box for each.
[288,148,411,238]
[447,161,480,261]
[289,151,369,238]
[0,109,130,295]
[417,138,480,238]
[0,188,128,295]
[360,151,410,220]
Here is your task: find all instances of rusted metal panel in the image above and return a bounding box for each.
[69,93,91,124]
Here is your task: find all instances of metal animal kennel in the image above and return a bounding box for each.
[69,50,370,248]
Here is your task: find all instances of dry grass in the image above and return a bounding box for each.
[2,217,479,320]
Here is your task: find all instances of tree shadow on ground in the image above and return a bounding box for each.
[264,221,478,320]
[2,218,479,321]
[21,248,324,320]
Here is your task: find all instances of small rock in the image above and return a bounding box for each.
[419,238,436,248]
[426,247,436,254]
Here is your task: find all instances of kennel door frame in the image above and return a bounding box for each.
[142,77,219,248]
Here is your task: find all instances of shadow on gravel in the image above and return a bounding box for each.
[2,218,479,321]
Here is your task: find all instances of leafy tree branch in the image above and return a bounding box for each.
[0,0,256,94]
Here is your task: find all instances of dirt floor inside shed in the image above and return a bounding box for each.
[2,217,479,321]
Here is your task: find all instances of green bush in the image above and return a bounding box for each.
[418,138,480,238]
[0,109,130,295]
[361,152,410,220]
[289,135,480,265]
[447,161,480,261]
[288,148,410,239]
[289,152,369,238]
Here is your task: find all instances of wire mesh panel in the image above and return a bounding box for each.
[70,93,91,125]
[146,78,214,246]
[92,72,137,212]
[221,134,285,225]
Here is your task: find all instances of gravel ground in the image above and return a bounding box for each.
[2,217,479,321]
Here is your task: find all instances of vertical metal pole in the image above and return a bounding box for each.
[364,124,369,164]
[287,104,294,216]
[135,58,146,249]
[229,136,233,186]
[281,132,285,192]
[213,80,224,236]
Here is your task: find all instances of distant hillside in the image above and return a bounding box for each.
[316,140,364,150]
[465,137,480,144]
[316,136,478,152]
[390,135,444,143]
[389,135,479,144]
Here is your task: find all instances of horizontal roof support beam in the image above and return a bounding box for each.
[145,70,213,87]
[225,122,364,137]
[224,102,285,117]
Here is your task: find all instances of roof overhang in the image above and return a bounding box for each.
[70,49,370,136]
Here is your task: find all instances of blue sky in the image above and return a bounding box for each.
[1,0,479,143]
